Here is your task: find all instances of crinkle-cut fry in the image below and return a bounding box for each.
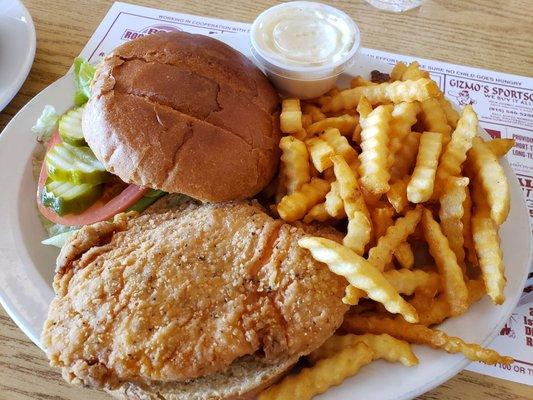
[468,136,510,225]
[437,95,460,129]
[324,84,387,112]
[394,242,415,269]
[326,86,341,97]
[471,185,506,305]
[411,280,485,326]
[292,128,307,141]
[349,156,362,175]
[279,136,310,194]
[391,132,420,180]
[299,237,419,322]
[301,114,313,129]
[328,108,358,117]
[358,104,392,195]
[280,99,302,133]
[433,105,478,198]
[332,155,370,219]
[306,114,358,136]
[384,269,440,296]
[386,79,440,104]
[368,206,423,272]
[356,96,373,119]
[343,284,366,306]
[390,61,408,81]
[386,176,410,214]
[462,186,478,266]
[321,128,358,162]
[401,61,430,81]
[325,181,346,219]
[439,177,469,269]
[344,212,372,256]
[309,334,418,367]
[259,342,373,400]
[305,137,335,172]
[370,205,413,267]
[410,292,450,326]
[277,178,330,222]
[422,208,468,316]
[352,123,363,144]
[343,267,428,306]
[303,202,329,223]
[302,103,326,122]
[332,155,372,254]
[371,205,395,239]
[419,98,451,140]
[388,101,420,167]
[390,102,420,139]
[351,75,378,88]
[311,94,332,108]
[361,185,381,207]
[342,314,513,365]
[467,279,486,305]
[323,79,439,112]
[407,131,443,203]
[486,138,515,158]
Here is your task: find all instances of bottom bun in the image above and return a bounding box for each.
[107,356,298,400]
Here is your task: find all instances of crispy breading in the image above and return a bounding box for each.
[42,201,348,390]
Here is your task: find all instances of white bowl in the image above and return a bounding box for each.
[0,0,36,111]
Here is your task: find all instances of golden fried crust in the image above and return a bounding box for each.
[83,32,281,202]
[42,201,348,389]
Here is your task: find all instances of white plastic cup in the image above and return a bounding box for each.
[250,1,361,99]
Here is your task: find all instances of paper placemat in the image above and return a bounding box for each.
[78,1,533,386]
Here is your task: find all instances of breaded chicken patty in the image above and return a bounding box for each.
[42,200,348,390]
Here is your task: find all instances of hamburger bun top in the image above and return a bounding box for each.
[82,31,281,202]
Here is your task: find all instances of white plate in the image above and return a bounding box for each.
[0,0,36,111]
[0,34,531,400]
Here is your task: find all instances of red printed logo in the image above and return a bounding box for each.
[485,128,502,139]
[122,24,182,40]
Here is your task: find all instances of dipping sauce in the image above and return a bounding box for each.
[254,4,356,67]
[250,1,360,98]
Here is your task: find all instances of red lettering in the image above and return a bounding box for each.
[518,177,533,189]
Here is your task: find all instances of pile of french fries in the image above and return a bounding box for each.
[260,61,515,400]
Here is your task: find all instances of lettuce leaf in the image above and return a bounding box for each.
[126,189,166,212]
[31,105,59,142]
[41,230,78,248]
[73,57,96,106]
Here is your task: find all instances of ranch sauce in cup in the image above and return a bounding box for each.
[251,1,360,99]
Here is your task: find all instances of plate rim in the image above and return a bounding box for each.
[0,55,531,400]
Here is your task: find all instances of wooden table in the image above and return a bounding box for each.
[1,0,531,399]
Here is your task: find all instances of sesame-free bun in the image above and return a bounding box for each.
[107,356,297,400]
[83,31,280,202]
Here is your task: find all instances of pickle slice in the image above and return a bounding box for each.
[46,142,109,185]
[41,178,102,216]
[58,106,86,146]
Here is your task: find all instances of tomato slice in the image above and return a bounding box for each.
[37,131,149,226]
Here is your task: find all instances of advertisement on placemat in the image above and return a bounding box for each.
[78,1,533,386]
